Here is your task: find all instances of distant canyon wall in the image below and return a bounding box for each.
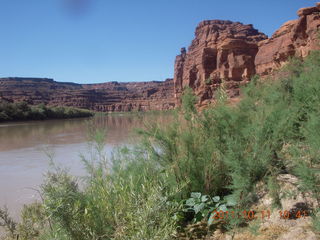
[0,78,175,112]
[174,3,320,106]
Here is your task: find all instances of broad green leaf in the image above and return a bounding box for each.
[208,212,215,225]
[202,209,209,217]
[182,207,194,212]
[191,192,202,199]
[186,198,196,206]
[212,196,220,202]
[194,203,205,214]
[194,212,203,222]
[201,195,209,202]
[208,207,215,212]
[218,204,227,212]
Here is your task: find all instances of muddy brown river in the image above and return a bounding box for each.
[0,113,171,220]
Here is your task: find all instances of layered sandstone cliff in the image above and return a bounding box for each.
[174,21,267,105]
[255,3,320,75]
[174,3,320,106]
[0,78,175,112]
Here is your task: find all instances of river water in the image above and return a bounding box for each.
[0,113,171,220]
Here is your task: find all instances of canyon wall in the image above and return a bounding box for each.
[174,3,320,106]
[0,78,175,112]
[174,21,267,105]
[255,3,320,76]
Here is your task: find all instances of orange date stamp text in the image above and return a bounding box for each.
[211,209,308,221]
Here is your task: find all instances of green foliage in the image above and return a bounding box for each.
[17,203,47,240]
[139,51,320,221]
[247,220,261,236]
[0,207,17,239]
[3,50,320,238]
[178,192,228,224]
[181,87,197,120]
[35,129,179,240]
[0,100,93,122]
[311,209,320,234]
[267,176,281,208]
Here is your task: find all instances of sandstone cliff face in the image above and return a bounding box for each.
[174,20,267,105]
[174,3,320,106]
[0,78,175,112]
[255,3,320,76]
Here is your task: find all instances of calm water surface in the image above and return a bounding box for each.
[0,113,171,219]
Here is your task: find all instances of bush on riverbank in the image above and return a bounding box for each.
[1,51,320,239]
[0,101,93,121]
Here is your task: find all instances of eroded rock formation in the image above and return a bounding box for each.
[174,20,267,105]
[255,3,320,76]
[0,78,175,112]
[174,3,320,106]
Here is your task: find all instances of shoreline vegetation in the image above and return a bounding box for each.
[0,101,94,122]
[0,100,175,123]
[1,51,320,239]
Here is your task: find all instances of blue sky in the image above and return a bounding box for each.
[0,0,318,84]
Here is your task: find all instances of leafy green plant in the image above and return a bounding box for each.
[175,192,236,226]
[311,208,320,235]
[267,176,281,208]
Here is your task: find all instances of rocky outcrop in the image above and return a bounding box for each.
[174,3,320,106]
[0,78,175,112]
[174,20,267,105]
[255,3,320,76]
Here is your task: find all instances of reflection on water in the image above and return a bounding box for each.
[0,112,172,219]
[0,113,171,151]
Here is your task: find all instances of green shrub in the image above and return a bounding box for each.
[139,51,320,216]
[36,129,179,240]
[17,203,47,240]
[0,206,17,239]
[0,101,93,122]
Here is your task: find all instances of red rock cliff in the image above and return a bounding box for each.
[174,20,267,105]
[255,3,320,75]
[0,78,175,112]
[174,3,320,106]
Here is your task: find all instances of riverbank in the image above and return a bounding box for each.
[0,101,94,122]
